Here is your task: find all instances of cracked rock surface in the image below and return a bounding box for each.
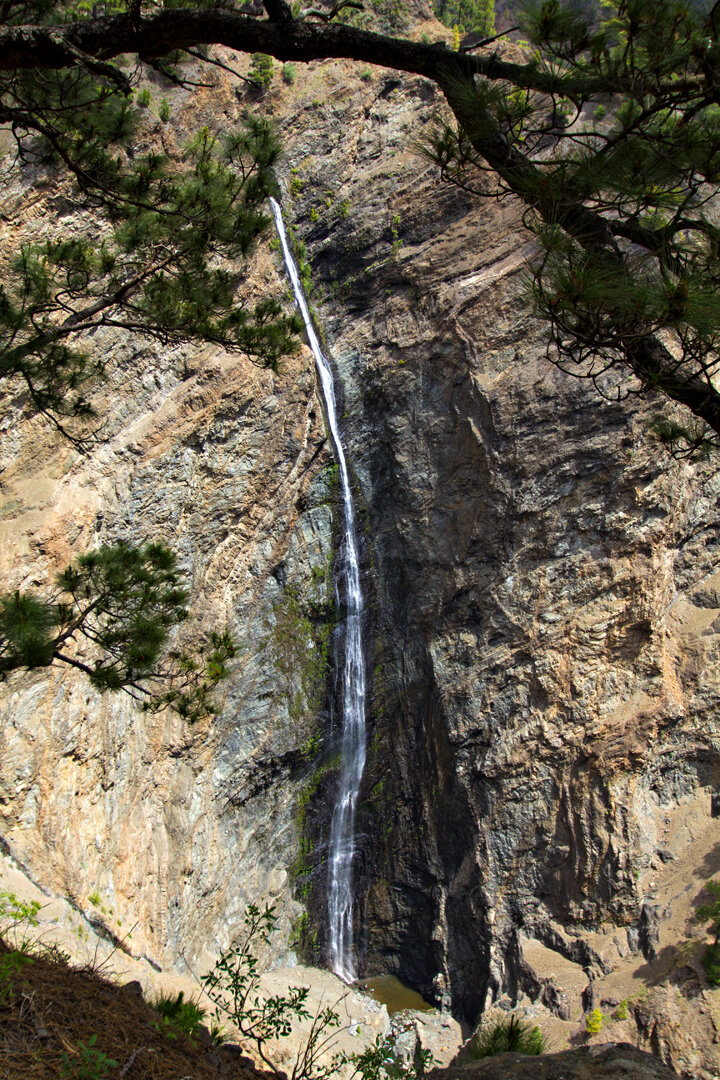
[1,11,720,1078]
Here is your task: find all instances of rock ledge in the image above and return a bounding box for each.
[429,1043,678,1079]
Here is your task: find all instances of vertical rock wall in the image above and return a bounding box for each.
[1,19,720,1044]
[271,52,720,1022]
[0,158,336,968]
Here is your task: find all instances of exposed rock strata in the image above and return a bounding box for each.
[264,35,720,1076]
[0,13,720,1079]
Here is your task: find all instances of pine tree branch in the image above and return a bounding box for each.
[0,12,703,100]
[53,651,150,698]
[2,7,720,438]
[262,0,294,23]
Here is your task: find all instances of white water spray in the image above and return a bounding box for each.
[270,197,367,983]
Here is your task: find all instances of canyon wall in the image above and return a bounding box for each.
[1,8,720,1071]
[272,46,720,1027]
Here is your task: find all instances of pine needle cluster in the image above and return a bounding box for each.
[419,0,720,452]
[0,542,235,722]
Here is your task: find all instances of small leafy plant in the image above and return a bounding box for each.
[351,1035,435,1078]
[153,990,206,1043]
[201,903,431,1080]
[468,1013,546,1058]
[0,889,42,960]
[59,1035,118,1080]
[0,890,41,929]
[585,1007,604,1035]
[202,904,322,1077]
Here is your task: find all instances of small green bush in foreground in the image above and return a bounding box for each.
[153,990,206,1042]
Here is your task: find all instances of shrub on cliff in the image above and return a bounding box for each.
[696,879,720,944]
[585,1008,604,1035]
[153,990,209,1044]
[434,0,495,36]
[248,53,275,91]
[467,1013,546,1058]
[702,943,720,987]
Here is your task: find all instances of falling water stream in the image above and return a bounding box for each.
[270,197,367,983]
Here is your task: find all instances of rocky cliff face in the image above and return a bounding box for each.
[261,31,720,1072]
[2,8,720,1076]
[0,160,336,970]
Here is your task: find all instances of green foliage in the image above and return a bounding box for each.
[153,990,206,1043]
[390,212,403,258]
[351,1035,435,1078]
[4,0,720,451]
[434,0,494,36]
[696,879,720,944]
[0,67,301,439]
[59,1034,118,1080]
[201,902,429,1080]
[289,910,319,957]
[262,576,332,744]
[201,903,342,1080]
[291,753,340,904]
[650,415,715,460]
[248,53,275,92]
[585,1008,604,1035]
[418,0,720,449]
[703,942,720,986]
[615,999,629,1020]
[0,890,41,930]
[0,946,34,1006]
[158,96,170,121]
[282,63,297,85]
[0,593,59,668]
[468,1013,546,1058]
[0,541,235,721]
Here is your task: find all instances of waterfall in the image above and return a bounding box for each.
[270,197,367,984]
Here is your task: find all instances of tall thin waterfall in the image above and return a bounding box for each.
[270,197,367,983]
